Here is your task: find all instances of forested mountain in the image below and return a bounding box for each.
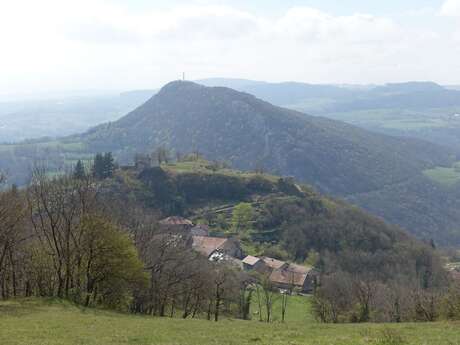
[78,81,459,244]
[198,78,460,150]
[4,78,460,150]
[82,81,454,194]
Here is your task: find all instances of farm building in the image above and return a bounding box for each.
[260,256,288,271]
[209,251,244,269]
[242,255,316,293]
[190,224,210,237]
[192,236,243,259]
[242,255,268,273]
[268,263,315,293]
[159,216,194,233]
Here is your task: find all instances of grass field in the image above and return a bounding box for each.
[423,161,460,186]
[1,299,460,345]
[0,140,85,152]
[162,159,279,182]
[322,107,460,131]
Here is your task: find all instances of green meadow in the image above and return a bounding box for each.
[424,161,460,186]
[1,298,459,345]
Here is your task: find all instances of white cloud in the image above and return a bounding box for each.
[440,0,460,16]
[0,0,460,95]
[60,4,261,44]
[274,7,399,44]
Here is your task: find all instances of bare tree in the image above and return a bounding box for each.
[311,272,354,323]
[238,279,253,320]
[413,288,443,321]
[352,275,378,322]
[0,183,27,299]
[26,168,98,299]
[152,146,171,165]
[134,220,208,317]
[259,274,278,323]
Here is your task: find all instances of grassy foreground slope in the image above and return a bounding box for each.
[1,299,460,345]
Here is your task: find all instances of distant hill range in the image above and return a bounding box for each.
[197,79,460,150]
[76,81,460,244]
[197,78,460,111]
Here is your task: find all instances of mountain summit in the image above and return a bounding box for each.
[84,80,452,194]
[81,81,459,243]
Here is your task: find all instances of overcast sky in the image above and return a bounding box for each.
[2,0,460,96]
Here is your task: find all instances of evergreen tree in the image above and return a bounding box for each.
[73,160,86,180]
[92,153,105,179]
[103,152,115,178]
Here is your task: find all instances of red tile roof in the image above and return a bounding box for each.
[260,256,287,270]
[159,216,193,226]
[288,263,312,275]
[242,255,261,266]
[192,236,228,257]
[269,267,307,287]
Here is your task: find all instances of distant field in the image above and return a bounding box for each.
[1,299,460,345]
[322,108,459,131]
[424,162,460,186]
[0,140,85,151]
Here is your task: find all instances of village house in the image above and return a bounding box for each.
[242,255,268,273]
[209,251,244,269]
[192,236,243,259]
[159,216,194,233]
[150,232,193,249]
[158,217,316,293]
[190,224,210,237]
[242,255,315,293]
[269,263,315,293]
[260,256,288,271]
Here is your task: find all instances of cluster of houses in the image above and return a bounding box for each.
[159,216,316,293]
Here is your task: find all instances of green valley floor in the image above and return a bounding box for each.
[1,299,460,345]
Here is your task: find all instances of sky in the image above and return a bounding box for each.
[1,0,460,97]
